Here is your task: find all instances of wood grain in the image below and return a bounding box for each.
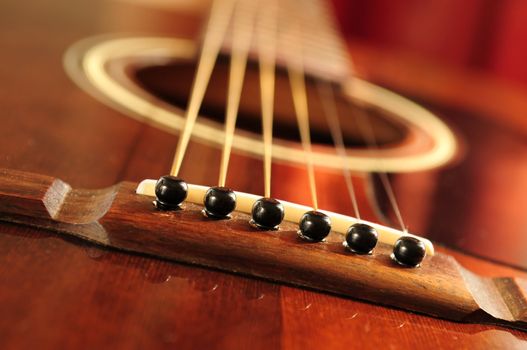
[2,168,527,332]
[3,0,527,348]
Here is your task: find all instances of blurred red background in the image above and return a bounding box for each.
[332,0,527,86]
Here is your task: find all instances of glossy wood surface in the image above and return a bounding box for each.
[2,0,527,349]
[5,168,527,329]
[350,42,527,269]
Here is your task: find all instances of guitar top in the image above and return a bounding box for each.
[2,0,527,349]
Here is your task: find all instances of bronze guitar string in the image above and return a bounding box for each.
[316,81,361,220]
[170,0,235,177]
[164,0,424,265]
[352,101,408,233]
[256,0,278,199]
[282,4,320,212]
[218,0,257,188]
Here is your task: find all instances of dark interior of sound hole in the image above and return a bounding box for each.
[133,55,407,147]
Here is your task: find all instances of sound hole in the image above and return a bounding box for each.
[133,55,407,147]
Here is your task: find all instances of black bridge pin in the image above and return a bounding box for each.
[391,236,426,267]
[298,210,331,242]
[250,198,284,230]
[203,186,236,219]
[154,175,188,210]
[344,223,378,254]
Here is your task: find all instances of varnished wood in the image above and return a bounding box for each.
[2,168,527,331]
[3,0,527,348]
[350,42,527,269]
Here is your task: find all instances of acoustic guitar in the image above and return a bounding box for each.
[2,0,527,348]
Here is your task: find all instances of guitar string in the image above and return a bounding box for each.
[256,0,406,232]
[257,0,278,198]
[304,0,405,230]
[285,7,319,210]
[316,81,361,220]
[354,102,407,232]
[170,0,236,176]
[218,0,257,187]
[170,0,405,231]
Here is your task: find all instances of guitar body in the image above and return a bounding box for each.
[2,0,527,348]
